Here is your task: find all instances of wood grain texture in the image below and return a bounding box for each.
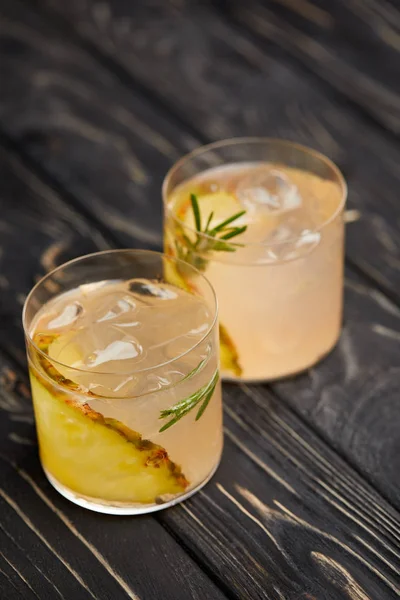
[161,386,400,599]
[0,348,35,466]
[0,149,228,600]
[0,1,400,599]
[24,0,400,303]
[0,0,198,250]
[274,271,400,509]
[0,567,36,600]
[215,0,400,134]
[0,155,399,597]
[0,144,108,364]
[15,0,400,504]
[1,355,400,600]
[0,525,65,599]
[0,454,228,600]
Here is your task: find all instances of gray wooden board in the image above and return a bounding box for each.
[0,135,398,600]
[1,353,400,599]
[0,0,198,250]
[0,150,228,600]
[0,526,61,600]
[161,385,400,599]
[4,0,398,504]
[275,272,400,508]
[6,0,400,302]
[1,141,398,598]
[214,0,400,134]
[0,143,109,364]
[0,135,399,600]
[0,454,229,600]
[0,0,399,598]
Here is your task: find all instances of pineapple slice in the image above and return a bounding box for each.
[163,252,197,294]
[167,190,244,378]
[30,337,188,504]
[219,324,242,378]
[176,190,243,232]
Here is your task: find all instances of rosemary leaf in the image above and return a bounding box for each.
[211,241,237,252]
[209,210,246,234]
[204,211,214,233]
[195,385,215,421]
[219,225,248,240]
[191,193,202,232]
[159,369,219,432]
[172,193,248,273]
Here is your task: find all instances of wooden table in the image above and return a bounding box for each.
[1,1,399,598]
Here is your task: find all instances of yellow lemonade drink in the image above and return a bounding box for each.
[164,139,347,382]
[23,250,222,514]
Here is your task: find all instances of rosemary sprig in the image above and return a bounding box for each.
[179,345,211,385]
[174,193,247,271]
[159,369,219,432]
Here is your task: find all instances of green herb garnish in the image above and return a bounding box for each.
[159,369,219,432]
[174,194,247,271]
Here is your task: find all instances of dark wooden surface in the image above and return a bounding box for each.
[1,0,400,598]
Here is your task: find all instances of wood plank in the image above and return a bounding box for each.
[1,259,399,600]
[275,269,400,508]
[0,453,228,600]
[0,201,398,599]
[0,568,35,600]
[214,0,400,134]
[0,0,197,250]
[0,525,65,600]
[0,143,109,363]
[2,358,400,600]
[12,0,400,303]
[0,0,399,507]
[0,348,35,465]
[0,149,399,595]
[11,0,400,500]
[161,402,400,599]
[0,2,400,597]
[0,463,97,600]
[0,149,228,600]
[1,143,399,600]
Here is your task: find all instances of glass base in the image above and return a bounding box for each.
[222,333,341,383]
[43,450,222,515]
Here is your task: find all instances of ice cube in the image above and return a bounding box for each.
[254,194,321,263]
[40,278,213,398]
[86,339,142,368]
[236,168,302,215]
[259,219,321,263]
[96,295,136,323]
[47,301,83,329]
[128,279,177,301]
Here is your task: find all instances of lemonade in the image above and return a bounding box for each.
[164,139,346,381]
[24,251,222,514]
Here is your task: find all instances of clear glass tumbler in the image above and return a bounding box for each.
[163,138,347,382]
[23,250,222,514]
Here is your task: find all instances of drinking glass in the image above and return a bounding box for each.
[23,250,222,514]
[163,138,347,382]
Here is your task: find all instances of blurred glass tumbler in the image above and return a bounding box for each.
[23,250,222,514]
[163,138,347,382]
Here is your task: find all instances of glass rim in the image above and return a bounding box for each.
[23,249,218,377]
[162,136,348,249]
